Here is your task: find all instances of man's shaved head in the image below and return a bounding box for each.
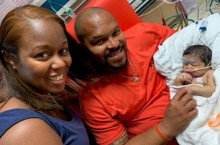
[74,7,115,43]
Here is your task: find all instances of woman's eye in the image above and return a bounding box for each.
[36,52,49,60]
[61,48,69,55]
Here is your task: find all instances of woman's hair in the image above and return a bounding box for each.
[68,38,100,82]
[0,5,80,111]
[183,44,212,66]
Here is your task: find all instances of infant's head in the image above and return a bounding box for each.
[182,45,212,77]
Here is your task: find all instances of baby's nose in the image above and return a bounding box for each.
[184,64,194,72]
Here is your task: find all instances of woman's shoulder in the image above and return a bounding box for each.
[0,97,29,112]
[0,117,63,145]
[0,106,49,138]
[0,98,62,144]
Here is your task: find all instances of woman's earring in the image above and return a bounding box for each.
[9,60,16,70]
[12,65,16,69]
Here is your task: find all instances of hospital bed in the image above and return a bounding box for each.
[154,13,220,145]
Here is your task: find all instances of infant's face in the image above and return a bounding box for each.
[182,55,208,77]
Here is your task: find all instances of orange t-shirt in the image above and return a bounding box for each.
[80,23,176,145]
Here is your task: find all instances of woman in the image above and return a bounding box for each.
[0,5,90,145]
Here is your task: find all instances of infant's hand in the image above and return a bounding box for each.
[181,73,193,85]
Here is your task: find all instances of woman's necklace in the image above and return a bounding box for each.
[122,59,139,83]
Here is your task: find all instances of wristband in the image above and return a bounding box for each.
[154,123,172,141]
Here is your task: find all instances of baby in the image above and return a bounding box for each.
[174,44,216,97]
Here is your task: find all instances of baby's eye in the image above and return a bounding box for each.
[182,58,196,64]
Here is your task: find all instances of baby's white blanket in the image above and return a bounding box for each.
[154,13,220,145]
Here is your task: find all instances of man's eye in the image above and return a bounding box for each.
[95,39,104,46]
[113,29,120,36]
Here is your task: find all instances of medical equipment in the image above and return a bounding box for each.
[192,62,220,71]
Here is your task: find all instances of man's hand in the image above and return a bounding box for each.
[158,88,198,139]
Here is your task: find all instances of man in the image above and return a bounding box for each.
[71,7,197,145]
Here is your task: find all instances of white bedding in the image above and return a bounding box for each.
[154,13,220,145]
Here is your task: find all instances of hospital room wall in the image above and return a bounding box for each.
[139,0,220,28]
[139,1,177,25]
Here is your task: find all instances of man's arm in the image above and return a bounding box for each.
[110,89,197,145]
[110,131,128,145]
[111,127,167,145]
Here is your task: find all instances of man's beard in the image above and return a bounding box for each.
[95,44,127,73]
